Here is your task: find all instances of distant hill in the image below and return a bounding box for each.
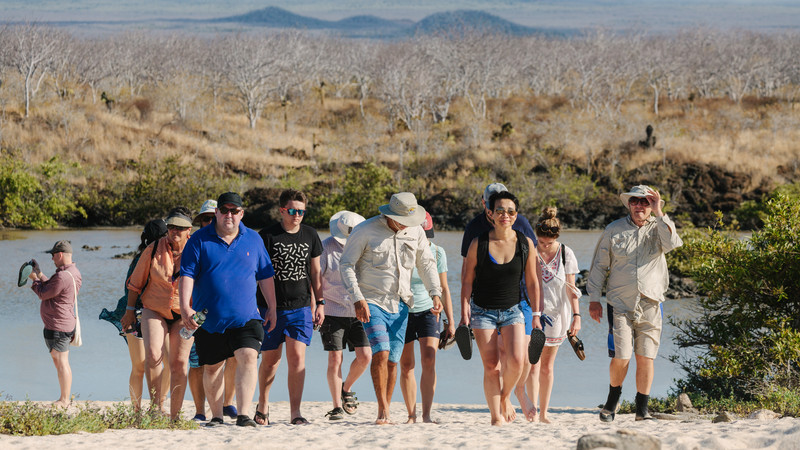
[412,10,537,36]
[213,6,560,37]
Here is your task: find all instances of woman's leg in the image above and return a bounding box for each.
[514,333,535,421]
[167,319,193,420]
[127,336,146,409]
[160,336,171,405]
[499,323,525,424]
[473,328,504,426]
[141,309,167,409]
[538,346,559,423]
[399,341,417,422]
[418,337,439,423]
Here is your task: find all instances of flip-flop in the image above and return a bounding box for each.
[438,332,456,350]
[454,324,473,360]
[568,333,586,361]
[18,261,33,287]
[528,328,546,364]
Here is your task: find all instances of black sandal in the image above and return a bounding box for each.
[528,328,546,364]
[253,404,269,425]
[291,416,309,425]
[454,325,473,360]
[341,389,359,415]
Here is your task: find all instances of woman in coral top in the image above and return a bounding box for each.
[122,207,193,419]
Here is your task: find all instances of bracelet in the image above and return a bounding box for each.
[573,313,581,317]
[531,312,542,317]
[126,306,136,311]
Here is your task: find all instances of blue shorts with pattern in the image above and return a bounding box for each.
[189,343,200,369]
[365,302,408,363]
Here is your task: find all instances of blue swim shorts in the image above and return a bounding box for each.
[519,299,533,336]
[470,300,525,330]
[260,306,313,351]
[364,302,409,363]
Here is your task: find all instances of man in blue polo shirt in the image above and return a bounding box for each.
[180,191,277,428]
[460,182,542,422]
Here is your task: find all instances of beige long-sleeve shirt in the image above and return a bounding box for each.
[339,215,442,314]
[587,214,683,313]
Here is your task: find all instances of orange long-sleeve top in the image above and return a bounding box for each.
[126,236,184,319]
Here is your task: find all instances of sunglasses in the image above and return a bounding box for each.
[493,208,517,217]
[199,216,213,224]
[218,206,243,216]
[167,224,190,231]
[538,224,559,234]
[281,208,305,216]
[628,198,650,206]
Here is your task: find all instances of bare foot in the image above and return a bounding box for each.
[405,415,416,424]
[422,416,440,424]
[501,398,517,423]
[539,414,551,424]
[52,400,70,409]
[491,416,507,427]
[375,417,395,425]
[516,391,536,422]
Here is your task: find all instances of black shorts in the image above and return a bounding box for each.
[320,315,369,352]
[44,328,74,353]
[404,310,441,344]
[194,319,264,366]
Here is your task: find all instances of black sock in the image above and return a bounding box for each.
[603,385,622,411]
[635,392,650,417]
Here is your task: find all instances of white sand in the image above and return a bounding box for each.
[2,401,799,449]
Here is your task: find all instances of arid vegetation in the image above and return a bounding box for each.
[0,24,798,228]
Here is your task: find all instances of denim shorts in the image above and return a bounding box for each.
[260,306,313,351]
[365,302,408,363]
[470,301,525,330]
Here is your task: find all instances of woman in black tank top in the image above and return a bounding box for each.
[459,191,542,426]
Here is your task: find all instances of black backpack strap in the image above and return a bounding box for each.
[561,243,565,266]
[475,231,490,276]
[516,230,529,280]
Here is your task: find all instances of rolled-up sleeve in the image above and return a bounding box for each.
[416,236,442,298]
[127,244,154,294]
[587,229,611,303]
[340,231,367,304]
[657,215,683,253]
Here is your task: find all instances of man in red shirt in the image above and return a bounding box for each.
[29,240,82,408]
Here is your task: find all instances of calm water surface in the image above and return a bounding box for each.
[0,229,695,408]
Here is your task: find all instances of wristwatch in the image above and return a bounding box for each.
[316,299,325,306]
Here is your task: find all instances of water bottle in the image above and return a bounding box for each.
[180,309,208,339]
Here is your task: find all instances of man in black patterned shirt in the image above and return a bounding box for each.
[255,189,323,425]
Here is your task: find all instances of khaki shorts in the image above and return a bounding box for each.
[611,297,662,359]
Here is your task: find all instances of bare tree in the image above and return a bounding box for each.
[4,23,61,117]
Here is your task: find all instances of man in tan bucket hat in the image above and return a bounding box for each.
[587,185,683,422]
[340,192,442,424]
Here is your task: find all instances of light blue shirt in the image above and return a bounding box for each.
[409,242,447,313]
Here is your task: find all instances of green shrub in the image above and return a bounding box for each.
[308,162,397,225]
[0,400,196,436]
[0,153,85,229]
[671,193,800,403]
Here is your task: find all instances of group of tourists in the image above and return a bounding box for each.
[27,181,682,427]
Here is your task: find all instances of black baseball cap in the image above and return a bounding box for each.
[217,192,243,208]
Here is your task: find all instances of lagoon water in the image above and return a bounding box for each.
[0,229,695,408]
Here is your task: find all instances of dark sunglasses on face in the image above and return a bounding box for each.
[493,208,517,217]
[538,224,559,233]
[629,197,650,206]
[281,208,305,216]
[200,216,213,224]
[218,206,243,216]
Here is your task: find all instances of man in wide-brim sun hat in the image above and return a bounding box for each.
[339,192,442,425]
[586,185,683,423]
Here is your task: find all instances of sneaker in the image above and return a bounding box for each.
[206,417,224,427]
[236,415,257,427]
[223,405,239,419]
[325,407,344,420]
[192,413,207,422]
